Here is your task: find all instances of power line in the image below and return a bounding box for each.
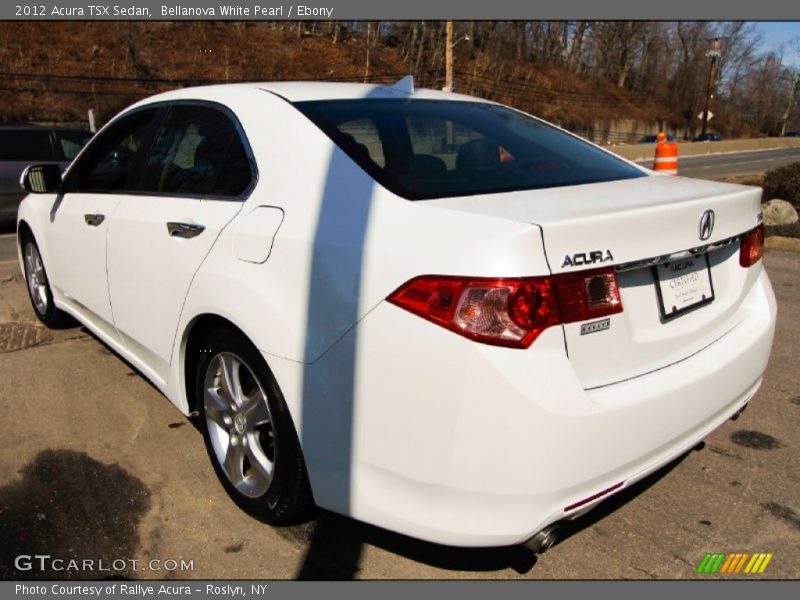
[0,70,413,87]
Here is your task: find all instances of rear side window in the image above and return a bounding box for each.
[296,99,644,200]
[140,105,252,197]
[0,130,54,161]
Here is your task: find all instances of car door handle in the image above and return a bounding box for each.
[167,222,206,239]
[84,213,105,226]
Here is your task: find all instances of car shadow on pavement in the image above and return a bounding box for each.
[288,445,698,579]
[556,446,695,547]
[74,325,165,395]
[286,511,537,579]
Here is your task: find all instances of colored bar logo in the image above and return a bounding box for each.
[696,552,773,574]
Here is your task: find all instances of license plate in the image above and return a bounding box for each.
[654,253,714,320]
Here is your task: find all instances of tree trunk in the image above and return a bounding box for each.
[568,21,587,72]
[515,22,527,61]
[373,21,381,48]
[414,22,426,78]
[364,22,372,82]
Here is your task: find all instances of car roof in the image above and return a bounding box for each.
[132,80,491,106]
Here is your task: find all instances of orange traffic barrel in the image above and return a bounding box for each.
[653,132,678,175]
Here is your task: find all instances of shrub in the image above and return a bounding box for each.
[762,162,800,209]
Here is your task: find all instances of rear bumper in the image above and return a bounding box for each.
[268,266,776,548]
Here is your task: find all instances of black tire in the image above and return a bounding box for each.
[20,233,73,328]
[194,327,314,523]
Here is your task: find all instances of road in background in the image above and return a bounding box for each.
[637,147,800,179]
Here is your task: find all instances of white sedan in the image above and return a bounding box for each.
[16,79,776,552]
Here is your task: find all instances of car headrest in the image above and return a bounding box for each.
[456,138,501,172]
[339,133,372,164]
[193,135,228,171]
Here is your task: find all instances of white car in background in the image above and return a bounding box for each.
[16,79,775,552]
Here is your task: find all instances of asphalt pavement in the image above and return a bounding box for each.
[637,147,800,179]
[1,144,798,579]
[0,231,16,265]
[0,248,798,579]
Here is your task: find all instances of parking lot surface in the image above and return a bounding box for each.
[0,250,798,580]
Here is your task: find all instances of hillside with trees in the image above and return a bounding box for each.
[0,21,797,142]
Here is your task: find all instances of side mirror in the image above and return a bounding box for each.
[20,164,62,193]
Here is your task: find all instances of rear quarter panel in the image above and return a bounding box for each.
[171,88,551,413]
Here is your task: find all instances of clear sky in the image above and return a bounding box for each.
[753,21,800,66]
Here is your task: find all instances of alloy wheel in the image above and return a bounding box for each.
[24,242,48,315]
[203,352,276,498]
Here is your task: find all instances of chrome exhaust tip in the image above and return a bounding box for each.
[730,403,749,421]
[523,524,561,554]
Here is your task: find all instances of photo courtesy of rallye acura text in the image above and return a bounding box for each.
[16,77,776,553]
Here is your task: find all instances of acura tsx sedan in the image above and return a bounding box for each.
[16,78,775,551]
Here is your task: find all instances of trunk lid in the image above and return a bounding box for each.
[430,175,764,388]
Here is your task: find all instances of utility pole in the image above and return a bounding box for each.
[445,21,454,92]
[701,38,721,137]
[443,22,470,92]
[443,22,470,148]
[780,73,800,136]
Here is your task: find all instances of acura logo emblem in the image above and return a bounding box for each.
[698,210,715,241]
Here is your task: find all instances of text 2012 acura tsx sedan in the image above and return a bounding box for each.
[16,78,775,552]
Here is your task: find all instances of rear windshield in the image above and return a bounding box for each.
[0,130,55,161]
[295,99,644,200]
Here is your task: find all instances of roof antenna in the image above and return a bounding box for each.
[389,75,415,94]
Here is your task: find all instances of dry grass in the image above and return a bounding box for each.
[715,174,765,186]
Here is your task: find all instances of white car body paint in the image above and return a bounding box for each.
[16,82,777,548]
[45,192,122,328]
[107,194,243,384]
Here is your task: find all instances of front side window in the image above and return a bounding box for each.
[296,99,645,200]
[69,109,157,193]
[139,105,252,197]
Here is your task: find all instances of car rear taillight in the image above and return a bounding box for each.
[387,267,623,349]
[739,224,765,268]
[551,268,623,323]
